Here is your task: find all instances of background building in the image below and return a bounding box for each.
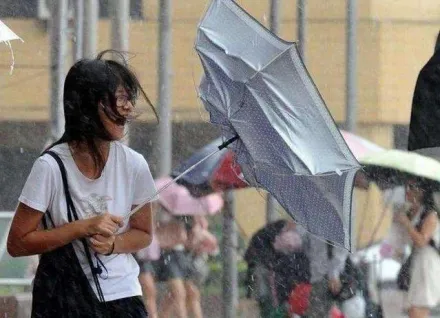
[1,0,440,247]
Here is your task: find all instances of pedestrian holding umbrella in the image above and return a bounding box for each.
[361,149,440,316]
[360,149,440,246]
[136,178,223,318]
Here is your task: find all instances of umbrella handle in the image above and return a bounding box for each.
[124,135,240,220]
[218,135,239,150]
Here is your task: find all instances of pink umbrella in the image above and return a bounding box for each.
[341,130,385,160]
[340,130,385,189]
[155,176,224,216]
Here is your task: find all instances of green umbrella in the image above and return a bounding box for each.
[360,149,440,187]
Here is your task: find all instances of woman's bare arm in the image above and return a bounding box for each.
[8,202,123,257]
[110,202,154,254]
[8,203,88,257]
[405,211,438,248]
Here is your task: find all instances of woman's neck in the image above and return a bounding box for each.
[68,140,111,179]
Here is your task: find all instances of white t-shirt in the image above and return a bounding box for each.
[19,141,157,302]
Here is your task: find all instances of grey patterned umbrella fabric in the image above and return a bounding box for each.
[195,0,360,250]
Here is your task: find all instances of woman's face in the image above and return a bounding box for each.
[405,180,424,205]
[99,86,134,140]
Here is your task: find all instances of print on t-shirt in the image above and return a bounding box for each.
[80,193,112,217]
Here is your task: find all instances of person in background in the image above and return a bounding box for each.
[156,212,191,318]
[158,215,217,318]
[136,235,161,318]
[245,220,310,317]
[184,215,219,318]
[395,179,440,318]
[302,235,349,318]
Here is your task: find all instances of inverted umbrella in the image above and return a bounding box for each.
[195,0,360,249]
[171,138,248,197]
[155,176,224,215]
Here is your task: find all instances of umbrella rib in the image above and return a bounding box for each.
[288,48,359,164]
[125,136,239,219]
[197,0,291,75]
[246,45,293,83]
[239,86,315,174]
[196,30,257,77]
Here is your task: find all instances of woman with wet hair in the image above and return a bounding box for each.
[395,178,440,318]
[7,50,158,317]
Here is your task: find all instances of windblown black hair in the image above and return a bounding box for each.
[46,50,157,173]
[408,177,438,214]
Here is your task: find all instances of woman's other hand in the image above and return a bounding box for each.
[394,212,411,228]
[328,277,342,295]
[90,234,115,255]
[87,213,123,237]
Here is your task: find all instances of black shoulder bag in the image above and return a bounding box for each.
[31,151,107,318]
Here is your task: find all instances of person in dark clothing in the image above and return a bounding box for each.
[408,30,440,153]
[245,220,310,317]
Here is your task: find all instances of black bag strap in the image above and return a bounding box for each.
[44,150,106,303]
[42,210,55,230]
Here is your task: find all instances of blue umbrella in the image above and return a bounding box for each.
[171,138,248,197]
[195,0,360,250]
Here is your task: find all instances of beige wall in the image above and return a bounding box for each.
[2,0,440,246]
[2,0,439,124]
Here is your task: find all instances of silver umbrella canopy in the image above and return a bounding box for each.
[195,0,360,250]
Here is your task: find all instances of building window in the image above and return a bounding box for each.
[0,0,37,18]
[0,0,144,20]
[99,0,144,20]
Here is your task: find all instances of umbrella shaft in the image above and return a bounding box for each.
[125,136,239,219]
